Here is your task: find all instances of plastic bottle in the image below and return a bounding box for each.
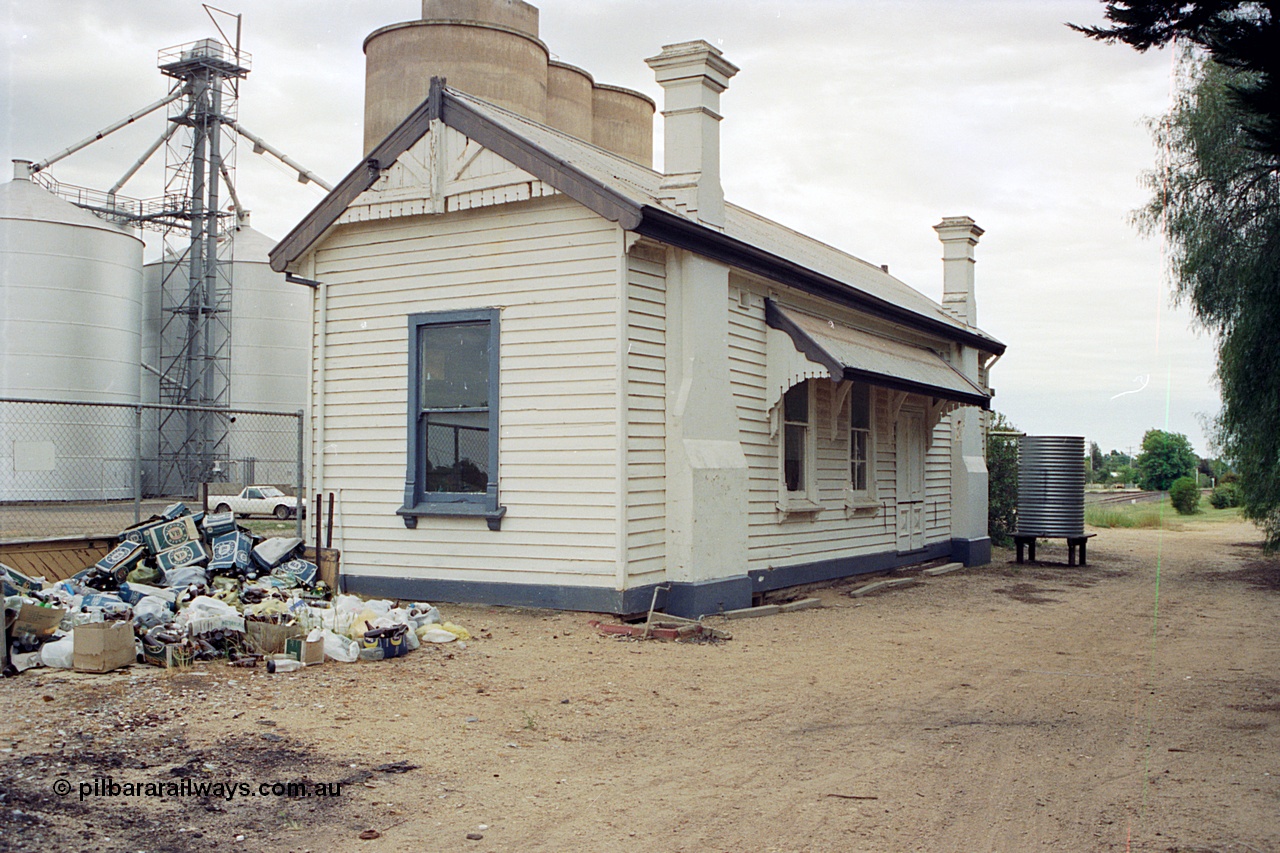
[266,658,305,673]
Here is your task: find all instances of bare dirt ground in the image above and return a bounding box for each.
[3,518,1278,852]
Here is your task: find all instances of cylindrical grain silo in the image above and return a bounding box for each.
[220,220,309,414]
[592,84,655,167]
[142,216,309,490]
[546,61,595,140]
[0,166,144,503]
[1016,435,1086,537]
[362,0,550,153]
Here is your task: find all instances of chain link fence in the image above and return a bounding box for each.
[0,398,303,543]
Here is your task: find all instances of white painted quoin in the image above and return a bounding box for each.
[271,33,1004,616]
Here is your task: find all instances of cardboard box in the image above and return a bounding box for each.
[92,541,147,582]
[118,515,163,548]
[209,531,253,574]
[2,563,44,597]
[154,540,210,575]
[252,537,303,571]
[73,621,136,673]
[302,547,342,592]
[358,625,410,660]
[285,635,324,666]
[142,516,200,556]
[245,620,303,655]
[204,511,237,537]
[271,558,318,587]
[141,641,193,669]
[12,601,67,637]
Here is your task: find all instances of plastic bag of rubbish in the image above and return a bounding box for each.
[419,626,458,644]
[406,603,441,628]
[347,609,381,639]
[39,633,76,668]
[178,595,245,634]
[125,562,164,586]
[327,595,364,635]
[133,596,172,630]
[245,597,289,619]
[321,629,359,663]
[164,564,208,588]
[437,621,472,641]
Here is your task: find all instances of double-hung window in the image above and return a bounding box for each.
[849,382,871,493]
[778,381,820,513]
[783,382,810,494]
[399,308,504,529]
[846,381,878,512]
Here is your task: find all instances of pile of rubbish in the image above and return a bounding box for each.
[2,503,470,676]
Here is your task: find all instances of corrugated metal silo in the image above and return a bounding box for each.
[222,220,309,412]
[142,216,308,489]
[1016,435,1086,537]
[0,169,144,502]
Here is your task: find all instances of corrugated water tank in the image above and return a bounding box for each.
[1016,435,1085,537]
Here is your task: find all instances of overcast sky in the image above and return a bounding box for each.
[1,0,1220,458]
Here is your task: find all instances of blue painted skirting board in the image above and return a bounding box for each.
[343,538,986,619]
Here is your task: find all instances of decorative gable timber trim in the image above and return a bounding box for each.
[336,125,560,224]
[441,92,644,232]
[269,77,644,274]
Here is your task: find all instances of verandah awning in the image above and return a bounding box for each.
[765,299,991,409]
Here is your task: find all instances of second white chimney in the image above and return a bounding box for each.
[934,216,984,327]
[645,40,738,229]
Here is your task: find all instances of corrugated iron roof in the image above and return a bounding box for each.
[767,300,990,408]
[270,81,1003,355]
[448,90,1001,353]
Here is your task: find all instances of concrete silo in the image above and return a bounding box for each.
[362,0,654,166]
[0,164,144,502]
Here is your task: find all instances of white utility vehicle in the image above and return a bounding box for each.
[212,486,304,520]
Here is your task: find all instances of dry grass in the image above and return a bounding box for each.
[1085,496,1242,529]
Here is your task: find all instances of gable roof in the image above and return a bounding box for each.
[270,80,1005,356]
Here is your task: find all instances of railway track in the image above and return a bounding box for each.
[1084,489,1167,506]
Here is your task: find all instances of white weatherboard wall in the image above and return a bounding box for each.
[311,194,624,587]
[726,275,959,572]
[624,241,667,587]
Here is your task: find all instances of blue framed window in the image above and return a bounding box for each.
[398,308,505,530]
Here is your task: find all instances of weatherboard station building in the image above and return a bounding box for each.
[270,0,1006,617]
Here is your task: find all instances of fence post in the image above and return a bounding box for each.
[296,409,305,541]
[134,404,143,524]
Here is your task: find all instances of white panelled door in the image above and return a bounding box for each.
[896,407,926,552]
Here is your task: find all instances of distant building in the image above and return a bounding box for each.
[270,1,1005,617]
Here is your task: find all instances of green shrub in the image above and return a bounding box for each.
[1169,476,1200,515]
[986,414,1019,546]
[1210,482,1241,508]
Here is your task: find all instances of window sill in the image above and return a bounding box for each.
[776,497,823,517]
[845,495,880,516]
[398,502,507,531]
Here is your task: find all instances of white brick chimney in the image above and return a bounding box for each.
[645,40,738,229]
[934,216,984,327]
